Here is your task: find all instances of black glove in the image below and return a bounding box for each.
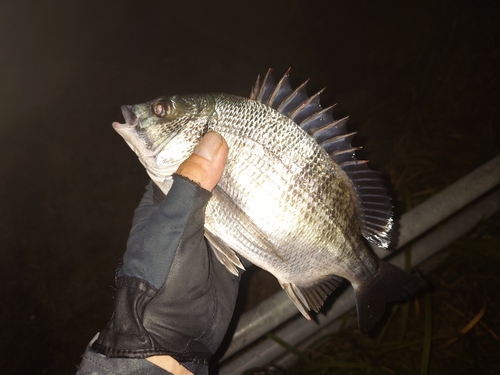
[82,176,242,373]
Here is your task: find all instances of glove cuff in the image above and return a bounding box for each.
[92,276,210,364]
[80,333,208,375]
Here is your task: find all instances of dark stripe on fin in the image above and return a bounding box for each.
[355,261,427,335]
[300,105,336,134]
[330,146,361,164]
[289,89,324,124]
[257,69,275,104]
[250,74,261,101]
[277,79,310,116]
[314,119,350,144]
[251,69,394,249]
[319,130,355,154]
[280,276,344,320]
[268,68,292,109]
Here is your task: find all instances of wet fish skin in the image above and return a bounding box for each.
[204,94,374,283]
[113,72,426,334]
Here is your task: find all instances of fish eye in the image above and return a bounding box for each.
[153,100,171,118]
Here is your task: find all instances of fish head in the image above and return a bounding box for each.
[113,94,216,189]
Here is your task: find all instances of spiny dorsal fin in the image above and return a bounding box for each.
[250,73,262,100]
[277,79,310,116]
[268,68,292,109]
[251,69,393,249]
[257,69,275,104]
[290,89,324,124]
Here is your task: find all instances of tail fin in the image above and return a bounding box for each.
[355,261,427,335]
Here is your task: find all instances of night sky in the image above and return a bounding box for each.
[1,0,499,373]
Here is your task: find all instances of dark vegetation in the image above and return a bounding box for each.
[241,217,500,375]
[1,0,499,374]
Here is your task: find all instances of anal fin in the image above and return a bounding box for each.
[280,276,344,320]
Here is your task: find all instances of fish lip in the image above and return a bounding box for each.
[122,105,137,125]
[113,105,138,129]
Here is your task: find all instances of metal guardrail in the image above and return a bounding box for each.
[218,155,500,374]
[273,184,500,370]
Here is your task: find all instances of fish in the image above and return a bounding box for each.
[112,69,427,334]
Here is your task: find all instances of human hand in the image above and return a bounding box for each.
[78,132,241,375]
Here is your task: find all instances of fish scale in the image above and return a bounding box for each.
[206,93,369,301]
[112,69,427,334]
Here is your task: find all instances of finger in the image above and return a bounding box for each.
[176,132,229,191]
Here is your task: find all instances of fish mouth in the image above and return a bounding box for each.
[112,104,169,162]
[112,105,138,129]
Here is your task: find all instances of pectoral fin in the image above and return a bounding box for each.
[204,229,244,276]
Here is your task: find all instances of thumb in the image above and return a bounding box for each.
[176,132,228,191]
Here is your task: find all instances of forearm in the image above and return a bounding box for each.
[77,334,198,375]
[147,356,194,375]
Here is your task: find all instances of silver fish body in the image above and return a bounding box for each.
[205,94,375,284]
[113,70,426,334]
